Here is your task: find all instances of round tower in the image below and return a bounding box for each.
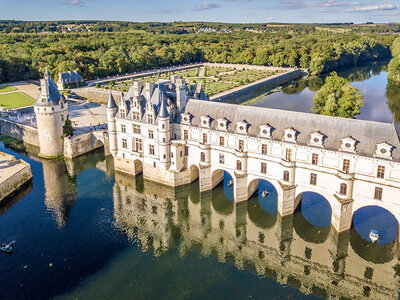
[34,69,68,157]
[158,92,171,169]
[107,90,118,156]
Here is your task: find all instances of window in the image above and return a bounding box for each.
[132,138,142,152]
[286,149,292,161]
[340,183,347,195]
[312,153,318,165]
[200,152,205,162]
[184,146,189,156]
[122,138,127,149]
[132,112,140,120]
[219,153,224,164]
[238,140,244,151]
[219,136,224,146]
[184,130,188,140]
[203,133,208,144]
[180,151,182,158]
[171,152,174,158]
[149,145,155,155]
[237,160,242,170]
[61,114,64,122]
[132,124,141,134]
[120,109,126,118]
[261,144,267,155]
[148,130,154,139]
[374,187,383,200]
[377,165,385,179]
[121,124,126,133]
[283,171,289,182]
[310,173,317,185]
[343,159,350,173]
[148,114,154,124]
[162,124,165,129]
[261,162,267,174]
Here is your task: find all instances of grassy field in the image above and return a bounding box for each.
[0,85,17,93]
[0,92,35,108]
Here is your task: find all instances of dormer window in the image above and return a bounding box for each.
[259,124,273,139]
[200,116,211,128]
[236,121,249,135]
[181,113,192,125]
[341,137,357,153]
[217,118,229,131]
[284,128,298,143]
[375,142,393,160]
[310,132,325,148]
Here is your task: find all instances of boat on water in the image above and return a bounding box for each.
[369,230,379,243]
[261,189,269,197]
[0,241,14,254]
[227,179,233,187]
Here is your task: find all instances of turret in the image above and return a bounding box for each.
[157,90,171,169]
[107,90,118,156]
[34,69,69,157]
[175,78,187,113]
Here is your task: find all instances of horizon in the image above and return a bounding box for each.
[1,0,399,24]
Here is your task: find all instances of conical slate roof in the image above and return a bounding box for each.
[107,90,117,109]
[35,69,64,106]
[158,95,169,118]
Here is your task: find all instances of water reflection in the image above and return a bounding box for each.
[113,171,400,300]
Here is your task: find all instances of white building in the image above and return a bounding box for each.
[107,78,400,234]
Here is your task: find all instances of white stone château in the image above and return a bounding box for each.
[107,77,400,233]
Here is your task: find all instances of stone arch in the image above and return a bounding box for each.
[210,168,235,205]
[189,164,200,183]
[133,159,143,175]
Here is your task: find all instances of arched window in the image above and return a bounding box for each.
[283,171,289,182]
[200,152,205,162]
[237,160,242,170]
[340,183,347,195]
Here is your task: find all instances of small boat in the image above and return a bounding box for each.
[369,230,379,243]
[227,179,233,187]
[261,189,269,198]
[0,241,14,254]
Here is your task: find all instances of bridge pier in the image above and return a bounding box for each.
[277,183,297,217]
[331,198,353,233]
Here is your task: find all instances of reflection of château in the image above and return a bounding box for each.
[113,171,400,300]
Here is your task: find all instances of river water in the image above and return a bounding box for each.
[1,62,400,299]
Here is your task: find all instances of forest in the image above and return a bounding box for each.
[0,21,398,83]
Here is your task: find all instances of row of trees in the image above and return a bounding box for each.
[0,26,395,83]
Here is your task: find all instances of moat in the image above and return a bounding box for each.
[1,62,400,300]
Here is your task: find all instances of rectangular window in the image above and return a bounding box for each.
[374,187,383,200]
[219,136,224,146]
[310,173,317,185]
[312,153,318,165]
[162,124,165,129]
[261,162,267,174]
[148,130,154,139]
[149,145,155,155]
[61,114,64,122]
[283,171,289,182]
[184,130,188,140]
[261,144,267,155]
[200,152,205,162]
[121,124,126,133]
[203,133,208,144]
[184,146,189,156]
[180,151,182,158]
[132,138,142,152]
[377,165,385,179]
[132,124,141,134]
[286,149,292,161]
[340,183,347,195]
[120,109,126,118]
[122,138,127,149]
[132,112,140,120]
[219,153,224,164]
[343,159,350,173]
[148,114,154,124]
[239,140,244,151]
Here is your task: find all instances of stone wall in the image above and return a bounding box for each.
[72,89,121,104]
[209,69,305,103]
[0,152,32,202]
[63,132,105,158]
[0,119,39,147]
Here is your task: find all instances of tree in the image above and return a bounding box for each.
[312,72,363,118]
[63,119,74,137]
[96,83,100,88]
[109,80,115,87]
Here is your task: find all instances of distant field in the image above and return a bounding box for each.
[0,85,17,93]
[0,92,35,108]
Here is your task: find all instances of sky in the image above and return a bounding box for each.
[0,0,399,23]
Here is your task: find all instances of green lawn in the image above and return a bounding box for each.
[0,85,17,93]
[0,92,35,108]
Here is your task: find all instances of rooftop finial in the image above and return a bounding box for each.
[44,67,51,78]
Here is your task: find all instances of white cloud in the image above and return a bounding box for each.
[346,4,398,12]
[193,2,220,11]
[63,0,85,5]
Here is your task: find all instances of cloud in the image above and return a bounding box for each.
[313,0,360,8]
[346,4,398,12]
[63,0,85,5]
[193,2,220,11]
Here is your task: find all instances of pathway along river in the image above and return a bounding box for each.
[0,62,400,299]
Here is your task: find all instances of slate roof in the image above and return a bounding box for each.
[184,99,400,161]
[58,71,83,84]
[35,70,65,106]
[107,91,117,109]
